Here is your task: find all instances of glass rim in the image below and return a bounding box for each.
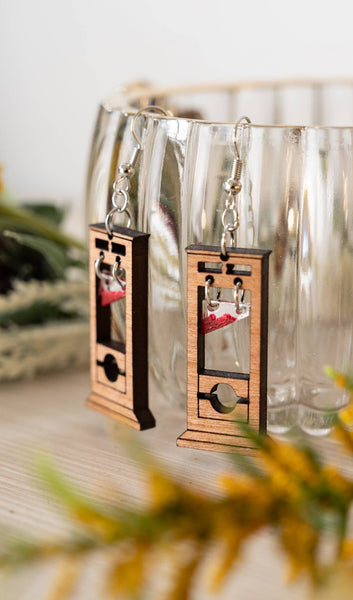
[102,78,353,130]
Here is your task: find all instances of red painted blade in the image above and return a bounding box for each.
[202,313,236,335]
[100,289,126,306]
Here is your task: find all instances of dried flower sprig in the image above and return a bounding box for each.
[2,371,353,600]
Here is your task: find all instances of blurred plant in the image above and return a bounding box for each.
[0,166,89,379]
[1,372,353,598]
[0,168,85,295]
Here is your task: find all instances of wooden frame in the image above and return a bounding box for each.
[177,244,271,454]
[87,224,155,430]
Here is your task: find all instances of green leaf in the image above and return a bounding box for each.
[21,202,67,226]
[4,231,69,278]
[0,301,81,328]
[37,454,94,511]
[0,199,84,250]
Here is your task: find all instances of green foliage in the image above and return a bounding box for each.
[0,188,87,328]
[0,300,82,328]
[21,202,67,227]
[0,197,86,292]
[3,231,75,280]
[0,200,84,249]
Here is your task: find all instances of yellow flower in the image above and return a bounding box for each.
[70,505,120,541]
[341,539,353,560]
[219,473,271,514]
[339,403,353,429]
[167,541,204,600]
[321,465,353,502]
[208,535,242,593]
[107,541,148,597]
[149,470,181,509]
[333,424,353,454]
[264,442,319,487]
[280,516,319,582]
[219,473,258,497]
[44,557,79,600]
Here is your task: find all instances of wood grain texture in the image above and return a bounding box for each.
[87,224,155,430]
[0,370,312,599]
[177,244,271,453]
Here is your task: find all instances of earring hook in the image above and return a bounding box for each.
[132,105,172,148]
[233,115,251,160]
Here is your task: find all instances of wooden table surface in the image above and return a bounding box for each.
[0,369,317,599]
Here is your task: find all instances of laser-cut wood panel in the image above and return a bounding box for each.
[87,224,155,430]
[177,244,271,453]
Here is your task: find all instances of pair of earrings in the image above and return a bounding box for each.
[87,110,271,453]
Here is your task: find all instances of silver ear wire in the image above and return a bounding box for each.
[106,105,171,236]
[233,115,251,161]
[220,115,251,259]
[131,105,171,148]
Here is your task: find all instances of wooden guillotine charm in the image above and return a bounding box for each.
[177,116,271,453]
[87,224,155,430]
[177,245,271,453]
[86,106,173,430]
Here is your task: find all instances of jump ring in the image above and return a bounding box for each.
[113,176,128,191]
[112,261,126,290]
[205,278,220,312]
[229,229,236,247]
[234,281,246,314]
[105,208,116,235]
[234,281,241,312]
[105,206,132,233]
[221,208,239,230]
[112,188,129,212]
[221,232,227,257]
[225,195,235,210]
[225,223,238,233]
[94,254,112,283]
[124,209,132,228]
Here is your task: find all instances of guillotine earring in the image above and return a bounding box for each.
[177,117,272,453]
[87,106,169,430]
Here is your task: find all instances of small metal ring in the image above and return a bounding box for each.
[222,227,236,245]
[112,261,126,290]
[234,281,246,314]
[221,229,237,257]
[221,208,239,231]
[225,224,238,234]
[112,188,129,212]
[229,229,236,247]
[225,195,235,210]
[234,281,241,312]
[221,232,227,258]
[105,208,116,235]
[113,176,128,191]
[105,207,132,233]
[94,254,112,283]
[205,278,220,312]
[124,209,132,228]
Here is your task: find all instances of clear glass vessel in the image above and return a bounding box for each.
[86,81,353,435]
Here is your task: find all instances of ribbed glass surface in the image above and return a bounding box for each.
[86,81,353,434]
